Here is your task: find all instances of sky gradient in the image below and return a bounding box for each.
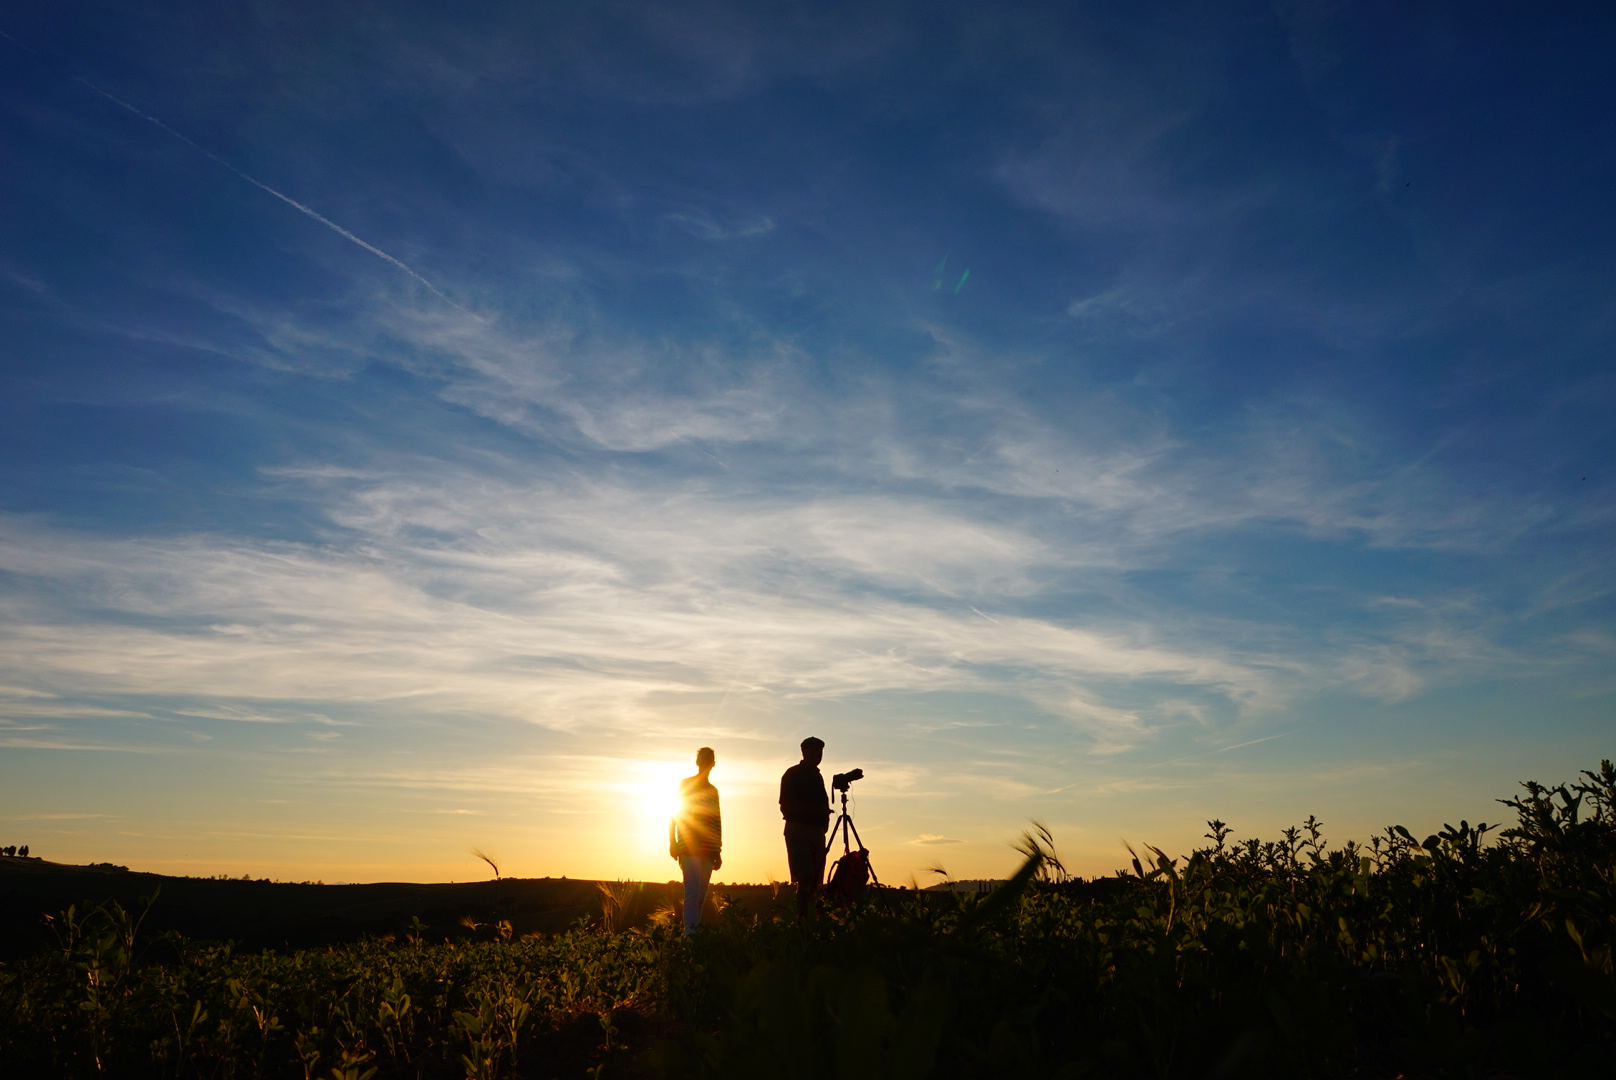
[1,1,1613,885]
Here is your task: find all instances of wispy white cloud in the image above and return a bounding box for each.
[0,492,1266,746]
[1,237,1586,772]
[664,210,775,241]
[0,414,1573,763]
[0,737,171,753]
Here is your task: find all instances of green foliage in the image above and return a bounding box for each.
[656,763,1616,1079]
[3,761,1614,1078]
[0,910,673,1078]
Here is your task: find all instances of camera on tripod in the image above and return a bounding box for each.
[825,767,878,899]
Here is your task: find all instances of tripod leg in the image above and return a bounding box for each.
[846,818,880,886]
[824,813,853,856]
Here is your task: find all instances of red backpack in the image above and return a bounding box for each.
[826,847,872,902]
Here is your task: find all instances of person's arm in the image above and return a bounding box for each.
[712,789,722,870]
[670,782,682,860]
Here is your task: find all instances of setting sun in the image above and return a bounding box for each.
[633,760,694,858]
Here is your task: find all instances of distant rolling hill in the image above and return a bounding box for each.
[0,855,780,959]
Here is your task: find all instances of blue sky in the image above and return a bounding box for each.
[1,1,1612,883]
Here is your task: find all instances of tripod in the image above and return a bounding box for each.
[824,785,881,887]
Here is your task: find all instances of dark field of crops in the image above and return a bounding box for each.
[3,762,1613,1079]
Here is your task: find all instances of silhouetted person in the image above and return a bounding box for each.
[669,746,722,935]
[780,736,830,917]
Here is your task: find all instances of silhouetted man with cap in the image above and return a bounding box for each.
[779,736,830,917]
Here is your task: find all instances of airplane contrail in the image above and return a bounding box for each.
[1,28,469,313]
[81,81,467,309]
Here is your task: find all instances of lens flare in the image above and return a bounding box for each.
[635,761,689,854]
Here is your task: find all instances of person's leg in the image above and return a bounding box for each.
[803,835,826,916]
[784,824,825,918]
[679,855,712,935]
[784,825,806,916]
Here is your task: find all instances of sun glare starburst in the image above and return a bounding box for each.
[632,760,691,855]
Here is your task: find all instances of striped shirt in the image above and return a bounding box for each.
[672,776,722,860]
